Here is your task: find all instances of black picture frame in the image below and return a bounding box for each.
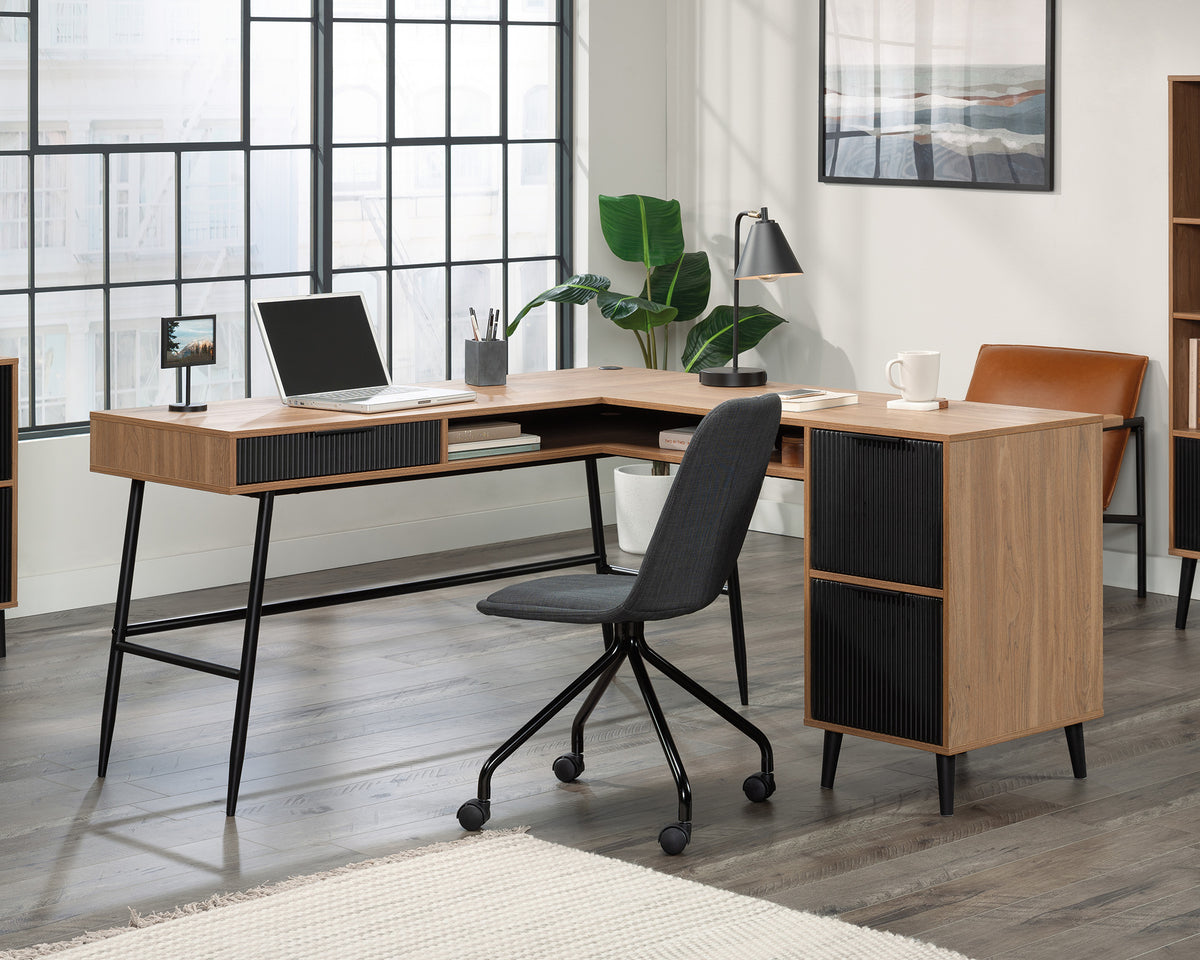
[161,315,217,369]
[819,0,1055,191]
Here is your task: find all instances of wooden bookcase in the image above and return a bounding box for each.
[0,357,15,656]
[1169,77,1200,626]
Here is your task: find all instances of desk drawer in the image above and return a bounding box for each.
[236,421,440,485]
[809,578,942,745]
[810,429,943,588]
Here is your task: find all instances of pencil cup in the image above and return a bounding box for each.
[465,339,507,386]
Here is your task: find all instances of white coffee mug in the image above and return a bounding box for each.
[885,350,940,403]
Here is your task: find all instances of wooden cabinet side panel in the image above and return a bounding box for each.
[91,420,235,492]
[943,424,1103,749]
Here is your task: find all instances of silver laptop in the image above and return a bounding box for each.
[253,292,476,413]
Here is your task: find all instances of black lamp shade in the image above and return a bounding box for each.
[735,219,803,280]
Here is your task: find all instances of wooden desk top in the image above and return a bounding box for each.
[89,368,1103,494]
[91,366,1102,441]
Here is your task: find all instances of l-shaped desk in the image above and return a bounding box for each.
[89,367,1105,817]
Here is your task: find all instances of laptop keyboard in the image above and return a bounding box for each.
[312,386,419,401]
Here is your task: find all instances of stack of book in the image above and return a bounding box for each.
[779,389,858,412]
[658,425,698,451]
[447,419,541,460]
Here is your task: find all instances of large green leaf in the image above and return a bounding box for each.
[507,273,611,336]
[597,292,678,330]
[598,195,685,268]
[641,251,710,324]
[682,304,788,372]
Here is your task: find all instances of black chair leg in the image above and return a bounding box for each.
[626,638,693,849]
[1177,557,1196,630]
[936,754,956,816]
[820,730,843,789]
[727,564,749,705]
[1065,723,1087,779]
[638,635,773,776]
[468,641,625,809]
[565,655,624,762]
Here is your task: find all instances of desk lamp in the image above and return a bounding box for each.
[699,206,803,387]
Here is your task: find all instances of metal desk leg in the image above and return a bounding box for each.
[584,456,612,575]
[1176,557,1196,630]
[98,479,145,777]
[226,492,275,816]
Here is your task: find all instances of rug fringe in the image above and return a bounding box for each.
[0,828,532,959]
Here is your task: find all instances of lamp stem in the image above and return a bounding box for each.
[732,210,753,373]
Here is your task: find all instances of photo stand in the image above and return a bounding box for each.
[161,314,216,413]
[171,367,207,413]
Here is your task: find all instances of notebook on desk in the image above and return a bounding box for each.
[252,291,476,413]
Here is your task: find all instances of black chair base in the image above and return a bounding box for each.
[457,620,775,854]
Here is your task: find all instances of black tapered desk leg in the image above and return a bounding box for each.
[226,492,275,817]
[820,730,843,789]
[936,754,956,816]
[98,479,145,777]
[1177,557,1196,630]
[727,564,749,705]
[584,457,612,575]
[1065,723,1087,779]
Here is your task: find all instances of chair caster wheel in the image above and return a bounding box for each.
[742,771,776,802]
[456,798,491,831]
[552,752,585,783]
[658,821,691,855]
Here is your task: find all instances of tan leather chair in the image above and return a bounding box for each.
[964,343,1148,596]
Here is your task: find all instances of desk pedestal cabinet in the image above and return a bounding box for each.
[805,423,1103,814]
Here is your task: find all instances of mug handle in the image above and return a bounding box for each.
[885,357,905,392]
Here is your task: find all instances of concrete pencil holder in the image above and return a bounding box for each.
[465,339,507,386]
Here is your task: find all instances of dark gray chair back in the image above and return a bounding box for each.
[622,393,781,620]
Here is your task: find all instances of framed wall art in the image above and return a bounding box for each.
[820,0,1055,191]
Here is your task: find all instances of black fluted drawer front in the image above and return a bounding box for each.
[809,578,942,745]
[0,364,11,481]
[236,420,440,485]
[1175,436,1200,550]
[810,429,943,588]
[0,486,12,602]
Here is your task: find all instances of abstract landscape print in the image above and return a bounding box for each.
[820,0,1053,191]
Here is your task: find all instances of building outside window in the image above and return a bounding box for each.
[0,1,572,435]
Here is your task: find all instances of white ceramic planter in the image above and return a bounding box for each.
[613,463,675,555]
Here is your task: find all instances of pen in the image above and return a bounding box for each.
[470,308,481,341]
[486,309,496,341]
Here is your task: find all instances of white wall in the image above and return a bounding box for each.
[612,0,1189,594]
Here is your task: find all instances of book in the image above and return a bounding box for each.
[779,390,858,412]
[447,433,541,459]
[1190,339,1199,429]
[448,432,540,453]
[447,420,522,444]
[658,425,697,450]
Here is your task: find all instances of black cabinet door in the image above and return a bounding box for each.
[810,429,943,588]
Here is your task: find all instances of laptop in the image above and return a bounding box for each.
[253,292,476,413]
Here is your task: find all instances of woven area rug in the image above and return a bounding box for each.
[1,831,973,960]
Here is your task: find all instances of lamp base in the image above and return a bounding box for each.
[168,402,208,412]
[698,366,768,387]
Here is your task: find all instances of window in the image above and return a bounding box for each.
[0,1,572,434]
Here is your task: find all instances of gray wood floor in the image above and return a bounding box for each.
[0,528,1197,959]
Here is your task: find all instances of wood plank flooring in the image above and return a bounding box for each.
[0,529,1197,958]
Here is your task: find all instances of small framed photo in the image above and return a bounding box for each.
[161,315,216,369]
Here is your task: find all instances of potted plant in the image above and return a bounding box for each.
[509,194,788,552]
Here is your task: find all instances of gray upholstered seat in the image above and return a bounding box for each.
[457,393,782,854]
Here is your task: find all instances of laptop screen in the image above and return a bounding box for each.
[254,293,389,396]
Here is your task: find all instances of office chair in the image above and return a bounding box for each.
[456,394,781,854]
[965,343,1148,596]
